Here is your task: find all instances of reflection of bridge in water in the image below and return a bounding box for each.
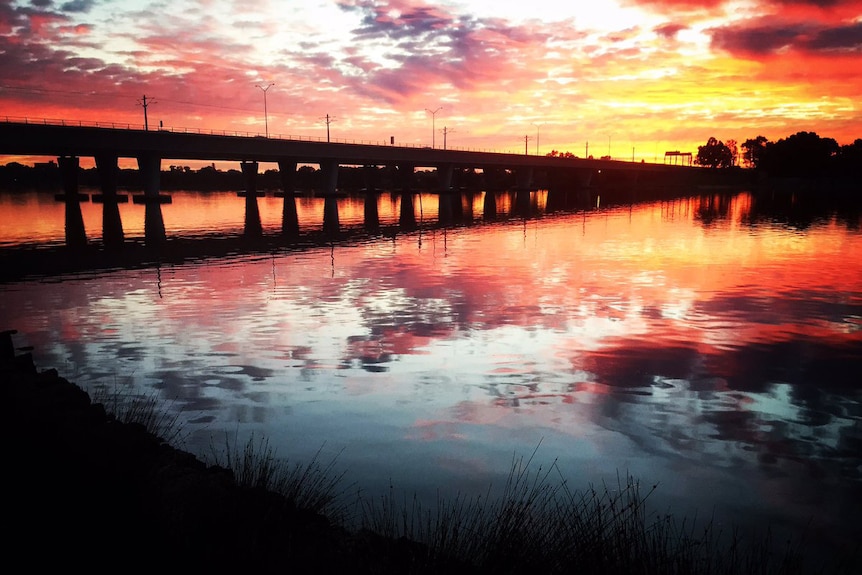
[0,121,717,250]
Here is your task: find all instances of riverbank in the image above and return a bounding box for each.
[1,330,471,573]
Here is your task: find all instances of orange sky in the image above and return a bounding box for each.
[1,0,861,166]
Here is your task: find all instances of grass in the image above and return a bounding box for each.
[89,380,186,446]
[350,444,858,574]
[205,431,351,520]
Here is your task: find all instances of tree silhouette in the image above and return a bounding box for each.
[741,136,768,168]
[760,131,838,177]
[695,137,734,168]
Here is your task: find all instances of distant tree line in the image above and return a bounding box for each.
[695,131,862,178]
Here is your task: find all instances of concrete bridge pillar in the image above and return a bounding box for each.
[437,164,454,192]
[94,154,124,247]
[277,159,299,236]
[136,154,166,246]
[57,155,87,248]
[363,165,379,192]
[241,161,262,238]
[321,159,340,195]
[396,163,415,193]
[515,167,534,191]
[574,168,595,188]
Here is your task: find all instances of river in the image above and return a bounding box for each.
[1,187,860,562]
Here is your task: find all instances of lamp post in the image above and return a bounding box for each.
[255,82,275,137]
[425,106,442,148]
[532,123,542,156]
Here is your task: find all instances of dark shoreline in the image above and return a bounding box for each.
[1,331,467,572]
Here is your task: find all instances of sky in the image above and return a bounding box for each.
[1,0,861,165]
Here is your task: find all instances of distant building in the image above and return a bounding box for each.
[664,151,692,166]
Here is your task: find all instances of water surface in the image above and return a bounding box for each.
[2,188,860,557]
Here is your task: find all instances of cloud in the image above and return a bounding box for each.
[60,0,96,13]
[710,19,862,55]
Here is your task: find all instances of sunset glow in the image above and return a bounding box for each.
[2,0,860,167]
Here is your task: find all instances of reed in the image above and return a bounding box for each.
[89,382,186,445]
[206,431,352,520]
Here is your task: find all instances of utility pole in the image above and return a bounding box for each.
[138,95,156,130]
[440,126,455,150]
[255,82,275,137]
[321,114,337,142]
[525,134,531,155]
[425,106,442,148]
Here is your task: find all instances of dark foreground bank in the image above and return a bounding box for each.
[1,331,471,573]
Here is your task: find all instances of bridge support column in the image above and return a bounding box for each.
[58,155,87,248]
[277,159,299,236]
[321,159,339,195]
[241,161,262,238]
[136,154,166,246]
[545,168,568,212]
[396,163,414,193]
[437,164,454,192]
[95,154,125,247]
[515,167,534,191]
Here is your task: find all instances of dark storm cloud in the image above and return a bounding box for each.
[711,20,862,55]
[59,0,95,13]
[330,0,551,103]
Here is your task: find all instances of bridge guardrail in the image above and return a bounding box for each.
[0,116,522,156]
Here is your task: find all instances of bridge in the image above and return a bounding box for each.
[0,120,705,248]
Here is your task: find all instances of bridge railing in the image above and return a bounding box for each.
[1,116,517,155]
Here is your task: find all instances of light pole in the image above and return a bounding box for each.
[255,82,275,137]
[532,123,542,156]
[425,106,442,148]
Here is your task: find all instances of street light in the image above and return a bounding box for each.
[425,106,442,148]
[532,123,542,156]
[255,82,275,137]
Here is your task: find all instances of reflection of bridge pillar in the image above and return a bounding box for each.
[136,154,166,246]
[437,164,454,192]
[483,191,497,220]
[95,154,124,247]
[515,188,531,217]
[399,193,416,229]
[277,159,299,236]
[439,192,453,227]
[241,161,262,238]
[364,192,379,231]
[321,159,339,195]
[58,155,87,248]
[515,167,534,191]
[323,196,340,235]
